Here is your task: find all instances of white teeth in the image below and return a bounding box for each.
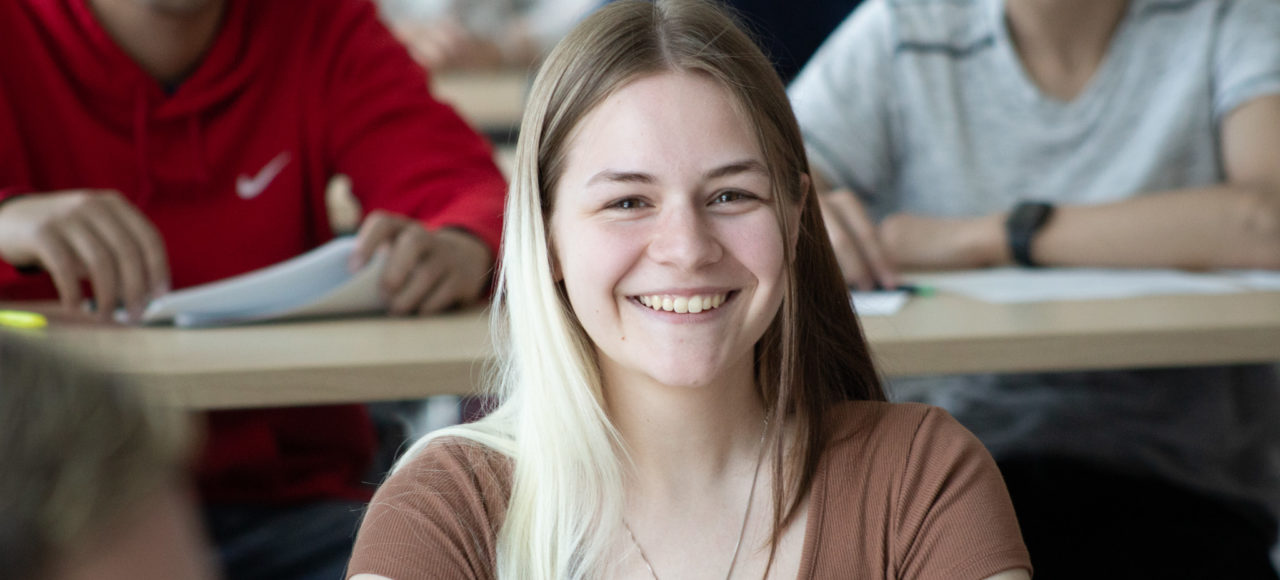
[636,292,729,313]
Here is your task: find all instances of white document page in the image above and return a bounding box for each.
[851,290,910,316]
[137,237,388,326]
[909,268,1249,304]
[1223,270,1280,291]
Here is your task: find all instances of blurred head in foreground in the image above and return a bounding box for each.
[0,334,216,580]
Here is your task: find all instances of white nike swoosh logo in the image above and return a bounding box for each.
[236,151,292,200]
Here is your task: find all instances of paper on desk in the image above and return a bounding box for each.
[909,268,1249,304]
[137,237,388,327]
[171,261,386,327]
[1223,269,1280,291]
[851,290,910,316]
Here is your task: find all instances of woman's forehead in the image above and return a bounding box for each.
[557,71,768,189]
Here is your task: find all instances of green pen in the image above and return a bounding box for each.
[868,284,935,297]
[893,284,936,297]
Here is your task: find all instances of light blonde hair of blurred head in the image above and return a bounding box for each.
[0,335,191,579]
[394,1,884,577]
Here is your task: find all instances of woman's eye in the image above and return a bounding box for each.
[609,198,647,210]
[712,190,752,204]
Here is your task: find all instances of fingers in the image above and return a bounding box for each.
[388,252,454,316]
[31,228,82,313]
[0,190,170,321]
[381,224,473,315]
[57,217,118,320]
[351,210,405,271]
[382,223,435,302]
[819,190,899,290]
[83,206,151,317]
[358,211,491,315]
[379,223,492,315]
[842,197,898,289]
[72,192,168,319]
[105,195,170,298]
[820,196,869,288]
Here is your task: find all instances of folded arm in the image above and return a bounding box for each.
[819,94,1280,279]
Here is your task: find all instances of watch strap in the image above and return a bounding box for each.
[1006,201,1055,267]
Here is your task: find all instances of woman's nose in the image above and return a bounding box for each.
[646,205,723,270]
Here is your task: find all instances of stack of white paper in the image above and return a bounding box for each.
[133,237,387,327]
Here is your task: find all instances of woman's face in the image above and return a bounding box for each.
[549,71,793,392]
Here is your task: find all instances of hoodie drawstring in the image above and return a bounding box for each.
[188,116,210,184]
[133,86,153,206]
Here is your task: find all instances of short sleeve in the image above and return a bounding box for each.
[1212,0,1280,119]
[894,407,1031,580]
[787,0,896,198]
[347,439,510,580]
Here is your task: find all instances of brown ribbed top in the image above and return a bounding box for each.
[348,402,1031,579]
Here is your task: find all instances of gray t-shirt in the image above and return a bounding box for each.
[789,0,1280,517]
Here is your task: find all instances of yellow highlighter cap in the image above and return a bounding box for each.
[0,310,48,329]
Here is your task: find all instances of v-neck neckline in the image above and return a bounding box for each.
[987,0,1137,117]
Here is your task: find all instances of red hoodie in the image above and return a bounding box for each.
[0,0,506,503]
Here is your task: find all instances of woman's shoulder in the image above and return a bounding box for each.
[379,435,515,526]
[395,436,515,491]
[348,436,512,580]
[809,401,1030,579]
[823,400,966,449]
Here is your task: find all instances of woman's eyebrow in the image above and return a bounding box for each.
[586,170,655,187]
[704,159,768,180]
[585,159,768,188]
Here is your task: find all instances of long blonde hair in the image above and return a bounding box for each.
[398,1,885,577]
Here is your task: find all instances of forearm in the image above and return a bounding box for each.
[1029,183,1280,268]
[1029,94,1280,270]
[1028,184,1280,270]
[883,184,1280,273]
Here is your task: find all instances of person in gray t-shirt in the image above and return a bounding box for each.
[789,0,1280,576]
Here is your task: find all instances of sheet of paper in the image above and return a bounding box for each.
[908,268,1248,304]
[172,259,386,327]
[851,290,910,316]
[135,237,387,326]
[1223,269,1280,291]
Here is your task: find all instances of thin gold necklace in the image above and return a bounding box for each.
[623,418,770,580]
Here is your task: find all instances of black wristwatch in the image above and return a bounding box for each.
[1005,201,1055,267]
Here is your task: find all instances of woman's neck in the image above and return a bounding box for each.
[604,357,768,497]
[1005,0,1129,100]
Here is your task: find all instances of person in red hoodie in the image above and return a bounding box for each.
[0,0,506,578]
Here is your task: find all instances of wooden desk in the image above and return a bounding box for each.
[20,290,1280,409]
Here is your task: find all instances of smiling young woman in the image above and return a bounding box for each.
[346,1,1031,579]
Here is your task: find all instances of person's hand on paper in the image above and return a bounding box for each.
[819,188,899,290]
[350,210,491,315]
[878,213,1008,271]
[0,190,170,321]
